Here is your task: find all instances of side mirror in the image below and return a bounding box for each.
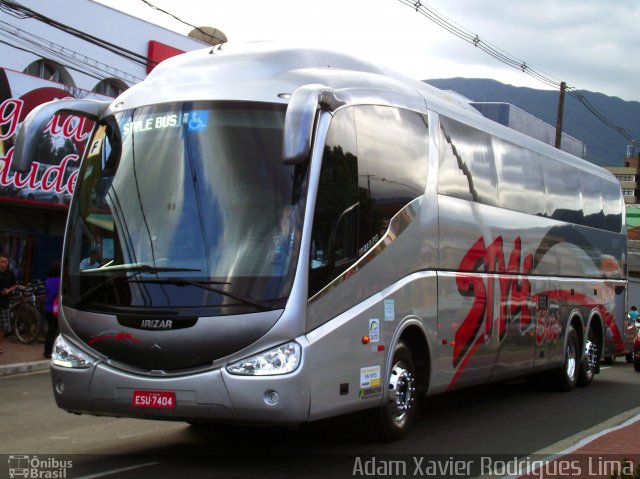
[13,98,111,172]
[282,84,325,165]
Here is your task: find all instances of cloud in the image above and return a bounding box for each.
[420,0,640,100]
[99,0,640,101]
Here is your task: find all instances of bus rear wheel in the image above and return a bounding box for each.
[552,325,579,392]
[377,340,417,442]
[577,327,597,387]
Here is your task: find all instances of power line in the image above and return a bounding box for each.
[398,0,562,89]
[0,20,143,83]
[138,0,226,45]
[0,0,157,69]
[567,91,635,144]
[398,0,635,145]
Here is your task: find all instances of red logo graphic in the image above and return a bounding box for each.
[454,236,534,367]
[88,332,141,345]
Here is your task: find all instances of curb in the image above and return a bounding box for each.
[0,359,50,377]
[529,405,640,457]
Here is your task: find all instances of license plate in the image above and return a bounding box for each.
[132,390,176,409]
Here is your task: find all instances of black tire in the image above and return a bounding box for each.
[14,304,42,344]
[635,357,640,372]
[577,327,597,387]
[603,355,615,365]
[552,325,579,392]
[377,341,418,442]
[625,352,633,364]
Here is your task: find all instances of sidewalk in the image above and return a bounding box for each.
[516,410,640,478]
[0,335,50,376]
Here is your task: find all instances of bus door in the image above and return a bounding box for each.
[491,272,539,380]
[436,271,498,390]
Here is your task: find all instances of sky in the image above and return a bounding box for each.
[95,0,640,102]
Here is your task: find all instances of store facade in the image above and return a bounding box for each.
[0,0,210,283]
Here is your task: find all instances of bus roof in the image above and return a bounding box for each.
[113,43,479,114]
[108,43,617,184]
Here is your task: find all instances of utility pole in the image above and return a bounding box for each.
[555,81,566,149]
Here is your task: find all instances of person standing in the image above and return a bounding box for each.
[43,262,61,358]
[0,254,18,353]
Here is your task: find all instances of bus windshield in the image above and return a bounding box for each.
[63,101,304,315]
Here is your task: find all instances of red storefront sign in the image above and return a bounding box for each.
[0,68,110,208]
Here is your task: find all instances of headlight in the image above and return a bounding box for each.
[226,342,301,376]
[52,335,95,369]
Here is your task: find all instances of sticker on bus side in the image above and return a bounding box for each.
[360,365,381,388]
[384,299,395,321]
[369,319,380,342]
[358,386,382,400]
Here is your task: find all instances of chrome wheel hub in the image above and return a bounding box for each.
[585,339,598,371]
[388,362,416,423]
[566,340,577,379]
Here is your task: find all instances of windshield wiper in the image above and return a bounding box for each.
[135,277,270,311]
[80,262,201,274]
[73,266,203,306]
[72,267,271,312]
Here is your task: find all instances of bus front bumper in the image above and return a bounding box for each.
[50,361,310,424]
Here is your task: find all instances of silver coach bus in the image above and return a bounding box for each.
[14,46,626,441]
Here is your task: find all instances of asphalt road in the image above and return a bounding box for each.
[1,360,639,478]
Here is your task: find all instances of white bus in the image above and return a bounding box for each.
[14,45,626,441]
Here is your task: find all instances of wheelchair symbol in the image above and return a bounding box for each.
[187,111,208,132]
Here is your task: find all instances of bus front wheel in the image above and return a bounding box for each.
[377,340,418,442]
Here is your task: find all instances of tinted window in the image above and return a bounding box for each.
[437,116,621,233]
[580,172,605,230]
[309,106,429,298]
[602,178,623,233]
[355,106,428,255]
[309,108,359,297]
[494,139,545,215]
[438,117,498,206]
[543,159,583,224]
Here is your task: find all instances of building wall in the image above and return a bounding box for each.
[606,153,640,205]
[615,155,640,278]
[1,0,208,91]
[607,166,637,204]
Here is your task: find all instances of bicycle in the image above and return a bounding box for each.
[9,282,45,344]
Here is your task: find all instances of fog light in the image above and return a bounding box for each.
[55,380,64,394]
[264,390,279,405]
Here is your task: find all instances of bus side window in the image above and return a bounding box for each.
[309,108,358,297]
[438,116,497,206]
[354,106,428,253]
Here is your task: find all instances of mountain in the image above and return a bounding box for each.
[424,78,640,167]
